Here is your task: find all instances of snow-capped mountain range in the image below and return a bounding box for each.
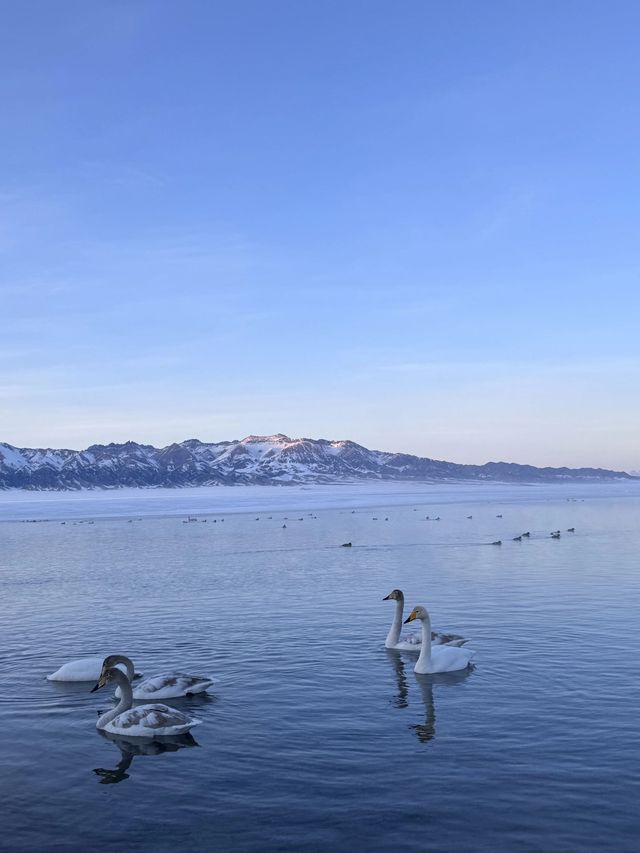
[0,434,633,490]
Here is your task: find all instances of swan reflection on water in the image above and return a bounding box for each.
[385,650,473,743]
[385,648,410,709]
[93,731,199,785]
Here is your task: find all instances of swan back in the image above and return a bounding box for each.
[102,704,202,737]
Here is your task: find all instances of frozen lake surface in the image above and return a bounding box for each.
[2,482,640,851]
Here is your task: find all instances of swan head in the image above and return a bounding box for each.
[404,605,428,624]
[90,666,121,693]
[383,589,404,602]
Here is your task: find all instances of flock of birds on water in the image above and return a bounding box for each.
[39,506,580,742]
[44,583,477,740]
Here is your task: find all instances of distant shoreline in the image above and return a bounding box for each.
[1,480,639,523]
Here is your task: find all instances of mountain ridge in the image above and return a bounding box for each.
[0,433,634,490]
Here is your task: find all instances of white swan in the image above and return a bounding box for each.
[383,589,466,650]
[102,654,215,700]
[46,656,142,683]
[91,667,201,736]
[404,606,475,673]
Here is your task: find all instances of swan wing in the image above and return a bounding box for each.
[392,631,422,650]
[417,644,475,674]
[104,703,201,737]
[431,631,467,647]
[132,672,215,700]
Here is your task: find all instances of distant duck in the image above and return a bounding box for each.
[491,540,502,546]
[466,515,473,519]
[282,524,287,528]
[551,531,561,539]
[91,668,201,737]
[522,531,530,537]
[567,527,575,533]
[496,514,503,518]
[403,606,475,674]
[383,590,466,650]
[102,655,214,700]
[341,542,352,547]
[513,535,522,541]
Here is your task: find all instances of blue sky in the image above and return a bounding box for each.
[1,1,639,469]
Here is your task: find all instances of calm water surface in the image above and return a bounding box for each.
[1,484,640,852]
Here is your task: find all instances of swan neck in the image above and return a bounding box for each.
[96,670,133,730]
[385,596,404,648]
[417,611,432,667]
[109,654,135,682]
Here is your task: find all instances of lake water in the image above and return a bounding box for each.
[1,483,640,852]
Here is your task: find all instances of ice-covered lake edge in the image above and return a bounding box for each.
[2,480,640,522]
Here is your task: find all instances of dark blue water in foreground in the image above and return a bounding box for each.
[1,484,639,852]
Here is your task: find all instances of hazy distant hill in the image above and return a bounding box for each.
[0,433,634,490]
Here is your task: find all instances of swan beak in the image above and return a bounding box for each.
[382,594,391,600]
[91,673,107,693]
[404,610,417,624]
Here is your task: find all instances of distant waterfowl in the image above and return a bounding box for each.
[92,668,201,736]
[496,514,503,518]
[551,531,561,539]
[383,589,466,650]
[101,655,214,700]
[46,656,141,683]
[341,542,352,547]
[522,531,530,537]
[491,540,502,546]
[567,527,575,533]
[466,515,473,519]
[513,535,522,541]
[404,606,475,674]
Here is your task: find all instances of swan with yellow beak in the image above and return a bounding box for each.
[404,606,475,674]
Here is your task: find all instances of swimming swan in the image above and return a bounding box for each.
[404,606,475,674]
[91,667,201,736]
[383,589,466,650]
[102,654,215,700]
[46,656,142,683]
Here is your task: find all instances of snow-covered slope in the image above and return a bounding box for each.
[0,433,632,490]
